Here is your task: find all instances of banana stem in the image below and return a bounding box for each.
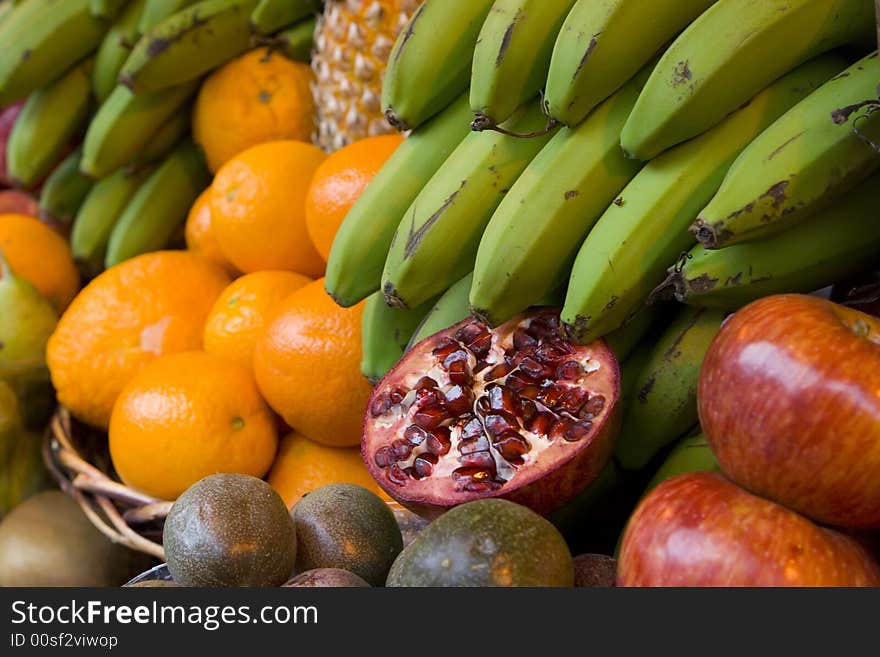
[477,117,560,139]
[648,252,692,304]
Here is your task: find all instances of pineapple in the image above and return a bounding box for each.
[312,0,420,152]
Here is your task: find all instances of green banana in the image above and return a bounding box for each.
[129,107,190,167]
[92,0,148,104]
[560,54,847,345]
[620,0,876,160]
[271,16,316,62]
[325,93,474,308]
[469,73,647,328]
[0,0,16,24]
[382,100,557,310]
[72,166,151,277]
[381,0,494,131]
[545,0,717,128]
[38,148,94,225]
[0,429,53,520]
[89,0,129,18]
[603,303,670,365]
[642,433,719,496]
[614,306,727,471]
[250,0,316,35]
[81,80,199,177]
[6,58,93,189]
[407,272,474,350]
[105,139,209,267]
[361,292,437,384]
[652,172,880,309]
[692,52,880,249]
[137,0,196,33]
[0,0,109,106]
[469,0,578,129]
[119,0,260,94]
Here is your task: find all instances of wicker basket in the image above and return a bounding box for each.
[43,407,171,560]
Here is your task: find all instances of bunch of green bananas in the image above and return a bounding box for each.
[0,0,319,275]
[331,0,880,481]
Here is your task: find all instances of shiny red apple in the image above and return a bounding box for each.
[617,472,880,587]
[698,293,880,529]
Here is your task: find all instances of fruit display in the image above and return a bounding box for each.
[0,0,879,591]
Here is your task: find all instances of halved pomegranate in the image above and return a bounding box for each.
[362,308,621,518]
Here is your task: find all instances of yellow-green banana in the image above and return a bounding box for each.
[692,52,880,249]
[0,0,109,106]
[89,0,129,18]
[653,172,880,309]
[614,306,727,471]
[325,93,474,308]
[129,107,190,167]
[545,0,717,128]
[105,139,209,267]
[407,272,474,350]
[92,0,148,104]
[6,58,93,189]
[381,0,494,131]
[81,80,198,177]
[271,16,316,62]
[250,0,316,35]
[642,433,719,496]
[620,0,876,160]
[470,0,578,129]
[137,0,196,33]
[361,292,437,384]
[469,73,646,328]
[603,304,670,365]
[71,166,151,277]
[120,0,259,94]
[560,54,846,345]
[382,100,556,310]
[39,148,94,225]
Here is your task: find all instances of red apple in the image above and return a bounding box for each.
[698,294,880,528]
[0,189,38,216]
[617,472,880,587]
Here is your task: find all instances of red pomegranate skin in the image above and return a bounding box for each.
[618,472,880,587]
[698,294,880,529]
[0,190,38,216]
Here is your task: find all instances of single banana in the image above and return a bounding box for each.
[89,0,129,18]
[561,54,847,345]
[361,292,438,384]
[381,0,494,131]
[270,16,316,63]
[692,52,880,249]
[137,0,196,33]
[614,306,727,471]
[469,72,647,328]
[92,0,148,104]
[603,303,671,365]
[6,58,93,189]
[382,100,557,310]
[545,0,717,128]
[81,80,199,178]
[71,166,151,277]
[325,93,474,308]
[38,147,94,225]
[652,172,880,309]
[620,0,876,160]
[105,140,209,267]
[119,0,260,94]
[642,433,719,496]
[406,272,474,350]
[469,0,578,129]
[0,0,16,24]
[250,0,316,36]
[0,0,109,106]
[128,106,190,167]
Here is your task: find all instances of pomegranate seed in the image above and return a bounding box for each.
[467,332,493,358]
[475,395,491,415]
[557,388,589,415]
[412,456,436,479]
[413,387,443,409]
[483,361,513,382]
[432,338,459,360]
[447,358,473,386]
[557,360,583,380]
[494,432,531,464]
[370,393,393,417]
[537,383,566,409]
[457,451,496,470]
[506,371,536,392]
[387,465,407,485]
[520,398,537,422]
[405,425,429,446]
[583,394,606,417]
[486,384,519,415]
[392,439,413,460]
[415,376,438,390]
[526,318,555,340]
[513,329,538,352]
[455,322,493,357]
[483,413,518,440]
[460,417,484,441]
[458,479,503,493]
[520,357,551,380]
[547,336,574,354]
[564,420,593,442]
[374,446,395,467]
[452,464,496,481]
[442,349,469,370]
[519,385,541,401]
[412,403,447,430]
[550,418,574,442]
[444,385,475,416]
[389,388,406,404]
[473,359,490,374]
[535,342,567,364]
[459,433,490,455]
[426,428,452,456]
[525,412,555,436]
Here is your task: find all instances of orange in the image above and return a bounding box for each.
[184,188,238,275]
[109,351,278,500]
[210,141,327,276]
[267,431,391,509]
[193,47,315,173]
[305,134,404,262]
[203,270,312,371]
[0,213,79,311]
[254,278,372,447]
[47,251,231,429]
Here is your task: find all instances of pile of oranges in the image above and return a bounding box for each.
[0,48,408,509]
